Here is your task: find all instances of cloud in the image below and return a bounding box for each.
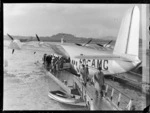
[4,4,28,16]
[3,4,139,38]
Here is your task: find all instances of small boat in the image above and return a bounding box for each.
[48,90,86,107]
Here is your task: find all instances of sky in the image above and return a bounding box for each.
[4,4,140,39]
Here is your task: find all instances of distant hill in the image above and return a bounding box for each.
[4,33,144,46]
[50,33,76,40]
[4,33,115,44]
[99,36,116,41]
[4,35,34,42]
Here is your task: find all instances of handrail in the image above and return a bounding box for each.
[125,99,132,110]
[104,82,134,110]
[73,74,134,110]
[105,82,131,99]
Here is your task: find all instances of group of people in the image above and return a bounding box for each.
[43,53,105,98]
[42,54,69,75]
[78,63,105,98]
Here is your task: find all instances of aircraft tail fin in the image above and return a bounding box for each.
[113,6,140,58]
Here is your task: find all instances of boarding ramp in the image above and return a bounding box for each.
[73,76,116,110]
[40,61,133,110]
[73,76,134,110]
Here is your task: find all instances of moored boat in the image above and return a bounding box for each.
[48,90,86,107]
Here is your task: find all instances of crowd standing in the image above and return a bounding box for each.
[43,54,70,75]
[43,54,105,98]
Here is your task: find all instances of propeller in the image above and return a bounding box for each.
[96,40,113,48]
[7,33,14,40]
[104,40,113,47]
[7,34,15,54]
[35,34,45,54]
[35,34,40,42]
[35,34,44,46]
[96,43,103,47]
[83,38,92,46]
[75,43,82,46]
[35,34,50,48]
[34,34,41,54]
[75,38,92,47]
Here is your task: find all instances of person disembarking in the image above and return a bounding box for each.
[53,56,58,75]
[93,67,105,98]
[50,57,54,73]
[47,55,52,71]
[79,64,87,87]
[59,57,64,70]
[85,64,89,82]
[46,55,49,70]
[55,61,59,77]
[43,54,47,68]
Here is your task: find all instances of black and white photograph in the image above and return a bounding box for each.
[3,4,150,110]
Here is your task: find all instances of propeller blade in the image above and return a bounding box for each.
[12,49,15,54]
[105,40,113,46]
[75,43,82,46]
[35,34,40,42]
[7,34,14,40]
[86,39,92,44]
[83,38,92,46]
[96,43,103,47]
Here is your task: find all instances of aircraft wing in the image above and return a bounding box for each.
[48,44,70,58]
[6,34,70,57]
[79,43,113,51]
[75,54,132,62]
[21,44,54,53]
[9,41,69,58]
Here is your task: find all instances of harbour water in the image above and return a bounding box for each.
[3,40,144,110]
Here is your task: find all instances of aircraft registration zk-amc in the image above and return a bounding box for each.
[6,6,141,77]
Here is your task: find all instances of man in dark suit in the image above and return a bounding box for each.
[80,64,87,87]
[93,67,105,98]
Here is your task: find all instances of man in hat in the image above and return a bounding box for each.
[50,56,54,73]
[80,64,87,87]
[93,67,105,98]
[43,54,47,67]
[47,55,52,71]
[85,64,89,82]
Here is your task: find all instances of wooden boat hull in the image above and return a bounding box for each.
[48,90,86,107]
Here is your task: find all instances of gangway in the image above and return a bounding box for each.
[73,75,133,110]
[40,62,134,110]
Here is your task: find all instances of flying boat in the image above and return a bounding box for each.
[5,6,141,110]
